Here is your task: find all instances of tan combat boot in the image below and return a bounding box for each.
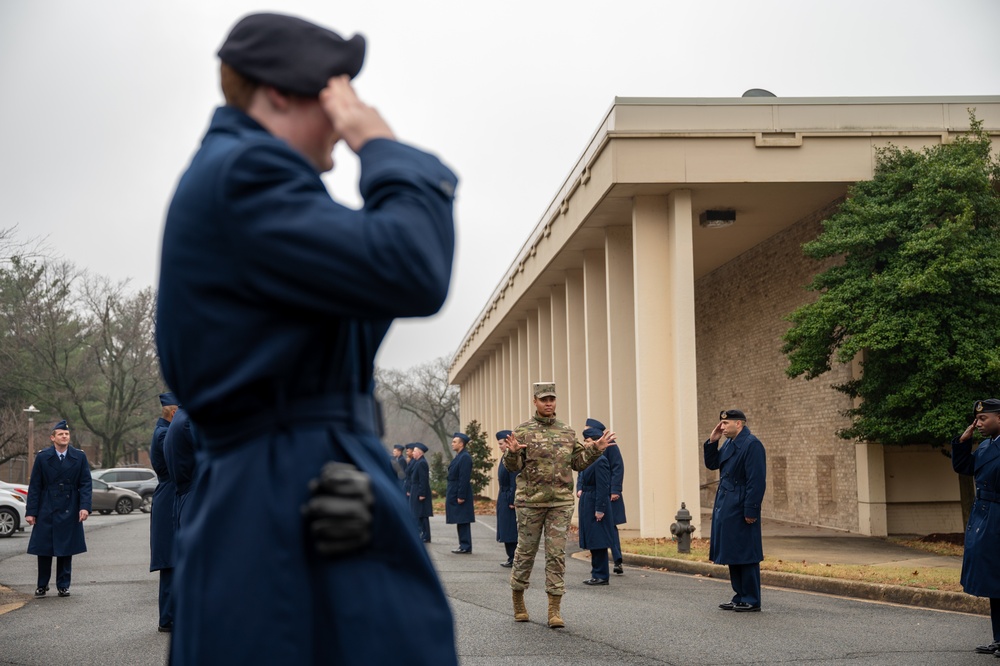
[546,593,565,628]
[512,589,529,622]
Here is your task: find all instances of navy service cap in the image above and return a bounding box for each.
[585,418,606,431]
[414,443,429,453]
[453,433,470,445]
[52,420,69,432]
[393,444,405,451]
[159,392,179,407]
[975,399,1000,414]
[720,409,747,421]
[582,427,603,440]
[496,430,512,441]
[218,13,366,97]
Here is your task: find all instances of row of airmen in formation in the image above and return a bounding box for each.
[389,417,627,583]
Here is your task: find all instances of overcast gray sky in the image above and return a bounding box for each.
[2,0,998,371]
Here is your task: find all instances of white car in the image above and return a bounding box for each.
[0,480,29,499]
[0,488,27,537]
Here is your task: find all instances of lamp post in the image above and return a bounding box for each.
[23,404,40,453]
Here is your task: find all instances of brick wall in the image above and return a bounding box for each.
[695,199,861,531]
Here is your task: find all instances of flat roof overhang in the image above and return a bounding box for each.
[449,96,1000,385]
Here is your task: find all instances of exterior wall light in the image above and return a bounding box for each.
[699,209,736,229]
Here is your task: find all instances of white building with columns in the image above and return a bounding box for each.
[448,96,1000,537]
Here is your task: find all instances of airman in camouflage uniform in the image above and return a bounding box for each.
[503,382,615,628]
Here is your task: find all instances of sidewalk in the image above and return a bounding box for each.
[615,515,984,615]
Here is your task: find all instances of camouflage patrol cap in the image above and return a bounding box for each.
[532,382,556,398]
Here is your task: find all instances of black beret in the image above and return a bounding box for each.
[720,409,747,421]
[975,399,1000,414]
[218,13,366,97]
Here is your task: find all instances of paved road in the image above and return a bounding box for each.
[0,514,992,665]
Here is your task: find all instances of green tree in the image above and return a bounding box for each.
[782,114,1000,526]
[429,451,448,498]
[464,419,493,496]
[782,114,1000,447]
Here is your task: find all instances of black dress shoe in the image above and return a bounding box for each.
[451,549,472,554]
[583,578,609,586]
[500,560,514,568]
[158,624,173,633]
[733,602,760,612]
[57,588,70,597]
[34,587,48,598]
[718,602,736,610]
[976,642,1000,654]
[613,563,624,575]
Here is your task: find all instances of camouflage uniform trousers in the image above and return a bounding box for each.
[509,504,575,596]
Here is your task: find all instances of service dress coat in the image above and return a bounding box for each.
[704,428,766,565]
[409,457,433,518]
[156,106,458,666]
[952,434,1000,597]
[578,455,615,550]
[496,462,519,543]
[149,417,176,572]
[604,443,627,525]
[445,448,475,525]
[26,446,92,557]
[163,408,198,533]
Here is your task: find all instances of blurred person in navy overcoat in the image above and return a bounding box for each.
[495,430,518,567]
[409,444,433,542]
[704,409,766,612]
[163,407,198,533]
[149,392,179,631]
[446,433,475,553]
[155,13,457,665]
[26,420,92,597]
[577,427,615,585]
[952,399,1000,655]
[586,417,627,574]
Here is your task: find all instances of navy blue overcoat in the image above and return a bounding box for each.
[156,106,457,665]
[604,443,627,525]
[578,455,615,549]
[445,448,475,524]
[496,462,518,543]
[409,457,433,518]
[163,408,198,534]
[952,434,1000,597]
[704,427,766,564]
[149,417,175,571]
[26,446,92,557]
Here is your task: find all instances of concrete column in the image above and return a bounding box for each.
[550,284,569,425]
[632,191,701,537]
[504,335,515,430]
[856,442,888,536]
[605,226,639,530]
[565,268,587,433]
[583,249,610,423]
[537,298,553,381]
[518,319,530,419]
[526,309,540,386]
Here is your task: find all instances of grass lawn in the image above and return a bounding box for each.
[621,537,963,593]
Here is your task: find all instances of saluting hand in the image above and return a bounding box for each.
[709,421,724,443]
[960,421,977,442]
[320,76,395,153]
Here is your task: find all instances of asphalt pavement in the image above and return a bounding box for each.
[0,512,992,665]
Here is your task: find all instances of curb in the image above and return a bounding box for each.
[620,553,989,616]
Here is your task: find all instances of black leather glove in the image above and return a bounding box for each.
[303,462,374,556]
